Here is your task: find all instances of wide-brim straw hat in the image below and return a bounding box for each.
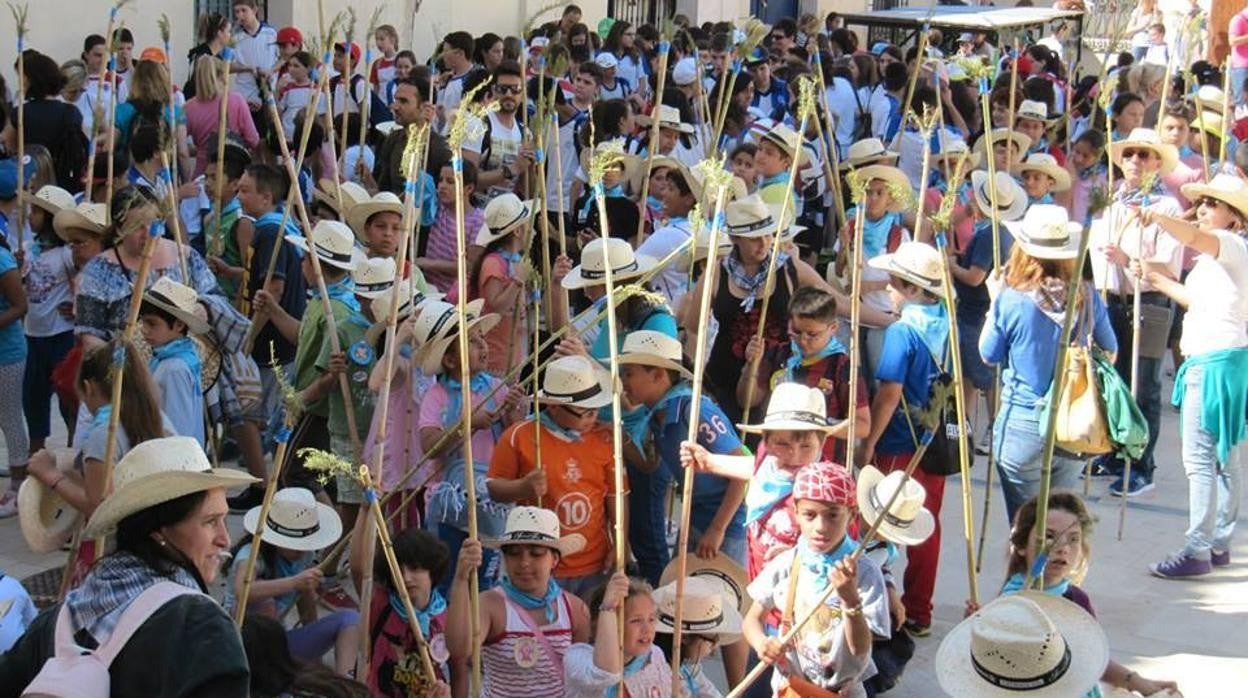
[484,506,587,556]
[346,192,404,242]
[973,129,1032,168]
[18,449,82,554]
[84,436,258,538]
[244,487,342,551]
[613,329,694,380]
[930,133,982,169]
[580,146,645,194]
[25,185,75,217]
[313,179,370,218]
[839,137,899,171]
[537,355,613,409]
[1190,110,1226,141]
[652,576,744,640]
[723,194,806,239]
[659,555,751,616]
[1014,153,1071,192]
[562,237,657,290]
[1015,99,1057,124]
[738,382,845,434]
[867,241,946,297]
[352,256,398,300]
[652,155,747,206]
[936,592,1109,698]
[1004,204,1083,260]
[971,170,1029,222]
[1181,172,1248,220]
[52,202,108,241]
[854,165,914,214]
[143,277,211,335]
[286,220,366,271]
[411,301,500,375]
[1108,128,1179,175]
[760,123,810,167]
[636,104,696,135]
[475,193,538,247]
[364,281,442,345]
[1194,84,1227,115]
[855,465,936,547]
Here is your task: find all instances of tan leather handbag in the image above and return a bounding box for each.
[1050,291,1113,455]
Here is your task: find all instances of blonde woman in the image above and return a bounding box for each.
[112,59,191,175]
[183,55,259,177]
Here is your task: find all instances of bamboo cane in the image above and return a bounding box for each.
[740,77,815,425]
[668,159,732,693]
[895,22,932,148]
[84,2,128,207]
[1007,38,1020,132]
[844,192,867,469]
[354,7,386,183]
[338,9,358,166]
[633,37,671,246]
[532,286,543,507]
[104,25,124,219]
[809,48,847,235]
[1117,198,1148,541]
[532,55,555,326]
[159,152,190,282]
[11,2,27,259]
[233,416,296,625]
[1220,59,1233,165]
[210,55,233,259]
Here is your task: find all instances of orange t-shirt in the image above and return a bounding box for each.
[487,419,624,577]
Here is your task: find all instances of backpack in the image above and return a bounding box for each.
[850,86,874,143]
[49,104,89,194]
[22,582,199,698]
[900,331,967,477]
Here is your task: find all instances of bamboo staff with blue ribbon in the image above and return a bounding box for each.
[354,6,386,181]
[9,2,26,258]
[633,26,671,246]
[209,44,235,259]
[809,45,847,234]
[104,24,125,215]
[708,20,766,159]
[83,0,130,212]
[338,9,358,167]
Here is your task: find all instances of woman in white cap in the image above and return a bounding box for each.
[0,436,255,694]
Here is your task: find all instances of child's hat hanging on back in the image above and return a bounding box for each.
[793,461,855,507]
[143,277,210,334]
[855,465,936,546]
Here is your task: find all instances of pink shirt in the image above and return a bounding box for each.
[476,252,527,375]
[184,93,260,177]
[417,376,506,470]
[1232,12,1248,68]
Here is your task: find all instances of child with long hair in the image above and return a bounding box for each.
[470,193,534,375]
[563,573,668,695]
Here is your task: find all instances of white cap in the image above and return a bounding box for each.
[594,52,618,70]
[672,57,698,86]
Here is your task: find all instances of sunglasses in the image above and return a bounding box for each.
[494,84,523,95]
[1121,148,1156,161]
[1198,197,1225,209]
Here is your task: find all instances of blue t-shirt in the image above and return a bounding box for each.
[954,221,1013,321]
[979,287,1117,408]
[653,393,746,537]
[874,323,941,455]
[0,248,27,365]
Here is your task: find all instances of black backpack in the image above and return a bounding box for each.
[900,335,967,477]
[50,104,89,194]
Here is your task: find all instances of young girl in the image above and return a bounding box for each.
[471,193,533,375]
[1060,129,1108,226]
[564,573,668,695]
[731,143,758,194]
[418,161,482,293]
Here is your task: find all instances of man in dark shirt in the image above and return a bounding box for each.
[367,76,451,194]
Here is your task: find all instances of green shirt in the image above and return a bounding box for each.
[318,307,377,443]
[293,296,335,418]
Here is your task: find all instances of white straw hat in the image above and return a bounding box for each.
[1015,99,1055,123]
[409,299,499,375]
[839,137,899,171]
[971,170,1029,222]
[936,592,1109,698]
[84,436,258,538]
[484,506,586,556]
[1004,204,1082,260]
[760,123,810,167]
[365,280,440,345]
[352,256,398,299]
[614,329,693,380]
[930,132,982,169]
[659,555,751,616]
[594,52,619,70]
[1014,153,1071,192]
[1108,128,1179,175]
[855,465,936,546]
[53,202,108,241]
[636,104,695,134]
[475,193,537,247]
[143,277,210,335]
[562,237,657,290]
[26,185,75,216]
[973,128,1032,168]
[1194,84,1227,115]
[538,355,613,409]
[854,165,914,214]
[867,241,946,297]
[723,194,804,239]
[314,179,370,218]
[287,220,366,271]
[1181,172,1248,220]
[738,382,845,434]
[244,487,342,551]
[18,449,82,554]
[346,191,404,242]
[652,576,743,640]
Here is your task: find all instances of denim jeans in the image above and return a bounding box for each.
[1232,67,1248,107]
[993,400,1084,525]
[1180,364,1243,557]
[1107,295,1168,478]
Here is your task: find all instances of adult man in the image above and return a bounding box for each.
[1089,129,1184,497]
[463,61,534,201]
[369,77,451,195]
[231,0,279,131]
[434,31,476,129]
[770,18,798,53]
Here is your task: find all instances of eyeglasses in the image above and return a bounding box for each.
[494,84,523,95]
[1121,148,1156,161]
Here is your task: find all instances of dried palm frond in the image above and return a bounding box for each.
[157,13,171,46]
[272,344,305,423]
[586,139,627,189]
[298,448,358,486]
[8,2,29,45]
[523,1,564,38]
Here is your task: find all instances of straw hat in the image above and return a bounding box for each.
[1108,128,1179,175]
[1015,99,1056,124]
[930,132,982,169]
[352,256,397,300]
[579,146,644,194]
[838,137,899,171]
[652,576,743,640]
[18,449,81,554]
[854,165,914,214]
[313,179,370,218]
[855,465,936,547]
[143,277,210,335]
[346,192,404,242]
[688,223,735,264]
[936,592,1109,698]
[971,170,1029,222]
[614,329,694,380]
[287,220,366,271]
[374,121,403,137]
[973,128,1032,168]
[738,382,845,434]
[484,506,586,556]
[1004,204,1082,260]
[244,487,342,551]
[723,194,805,239]
[537,355,613,409]
[1014,152,1071,192]
[1181,172,1248,220]
[475,193,537,247]
[636,104,695,135]
[1194,84,1227,115]
[52,202,108,241]
[650,156,746,205]
[760,123,810,167]
[133,334,222,394]
[365,280,440,345]
[867,241,946,297]
[1189,110,1225,141]
[409,299,499,375]
[562,238,657,290]
[25,185,75,216]
[83,436,258,537]
[659,555,751,616]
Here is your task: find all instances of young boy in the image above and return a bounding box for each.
[1013,100,1064,166]
[755,123,805,215]
[861,241,949,638]
[1014,152,1070,205]
[330,42,368,120]
[486,355,620,598]
[139,278,209,446]
[743,461,890,696]
[370,25,401,90]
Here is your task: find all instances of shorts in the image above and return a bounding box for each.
[957,315,994,390]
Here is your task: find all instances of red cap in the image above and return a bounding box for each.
[335,41,362,64]
[276,26,303,47]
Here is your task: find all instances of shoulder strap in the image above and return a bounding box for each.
[503,593,566,676]
[781,553,801,630]
[95,582,201,665]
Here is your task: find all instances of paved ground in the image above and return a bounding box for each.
[2,369,1245,696]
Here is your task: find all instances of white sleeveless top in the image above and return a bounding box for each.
[564,644,674,697]
[481,591,574,697]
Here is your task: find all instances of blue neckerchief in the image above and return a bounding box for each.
[150,336,202,388]
[538,411,581,442]
[848,207,901,260]
[91,405,112,430]
[500,577,562,624]
[652,381,695,419]
[897,302,949,365]
[389,588,447,638]
[438,372,495,431]
[577,183,626,221]
[255,207,303,241]
[646,194,664,212]
[760,172,789,191]
[1028,139,1050,157]
[679,664,700,698]
[1030,192,1055,205]
[722,248,789,312]
[783,335,847,383]
[1179,145,1195,159]
[497,250,522,277]
[797,536,858,593]
[1119,179,1167,207]
[745,455,796,525]
[1001,572,1070,597]
[604,653,653,698]
[1078,162,1107,180]
[316,276,363,315]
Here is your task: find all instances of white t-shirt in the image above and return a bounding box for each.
[232,23,279,105]
[1181,230,1248,357]
[331,75,369,116]
[277,82,327,137]
[824,77,859,159]
[23,246,76,337]
[636,218,693,304]
[463,111,525,200]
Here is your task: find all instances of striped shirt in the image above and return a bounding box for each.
[424,205,484,292]
[481,592,574,697]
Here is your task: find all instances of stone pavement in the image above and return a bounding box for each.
[1,371,1245,696]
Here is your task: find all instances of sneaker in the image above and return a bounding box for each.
[902,620,931,638]
[1211,549,1231,567]
[1150,552,1213,579]
[1089,459,1122,479]
[1109,471,1155,498]
[227,485,265,512]
[319,581,358,610]
[0,491,16,518]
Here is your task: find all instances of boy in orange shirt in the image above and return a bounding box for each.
[486,355,625,598]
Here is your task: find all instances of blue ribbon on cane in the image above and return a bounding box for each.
[405,180,417,196]
[452,157,463,173]
[275,425,292,444]
[658,41,670,56]
[149,219,166,239]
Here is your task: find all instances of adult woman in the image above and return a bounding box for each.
[15,50,86,193]
[1126,0,1163,61]
[0,436,255,694]
[1108,92,1145,142]
[183,12,231,100]
[980,205,1117,524]
[113,59,190,175]
[1137,173,1248,579]
[474,32,504,72]
[0,211,26,518]
[184,55,259,178]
